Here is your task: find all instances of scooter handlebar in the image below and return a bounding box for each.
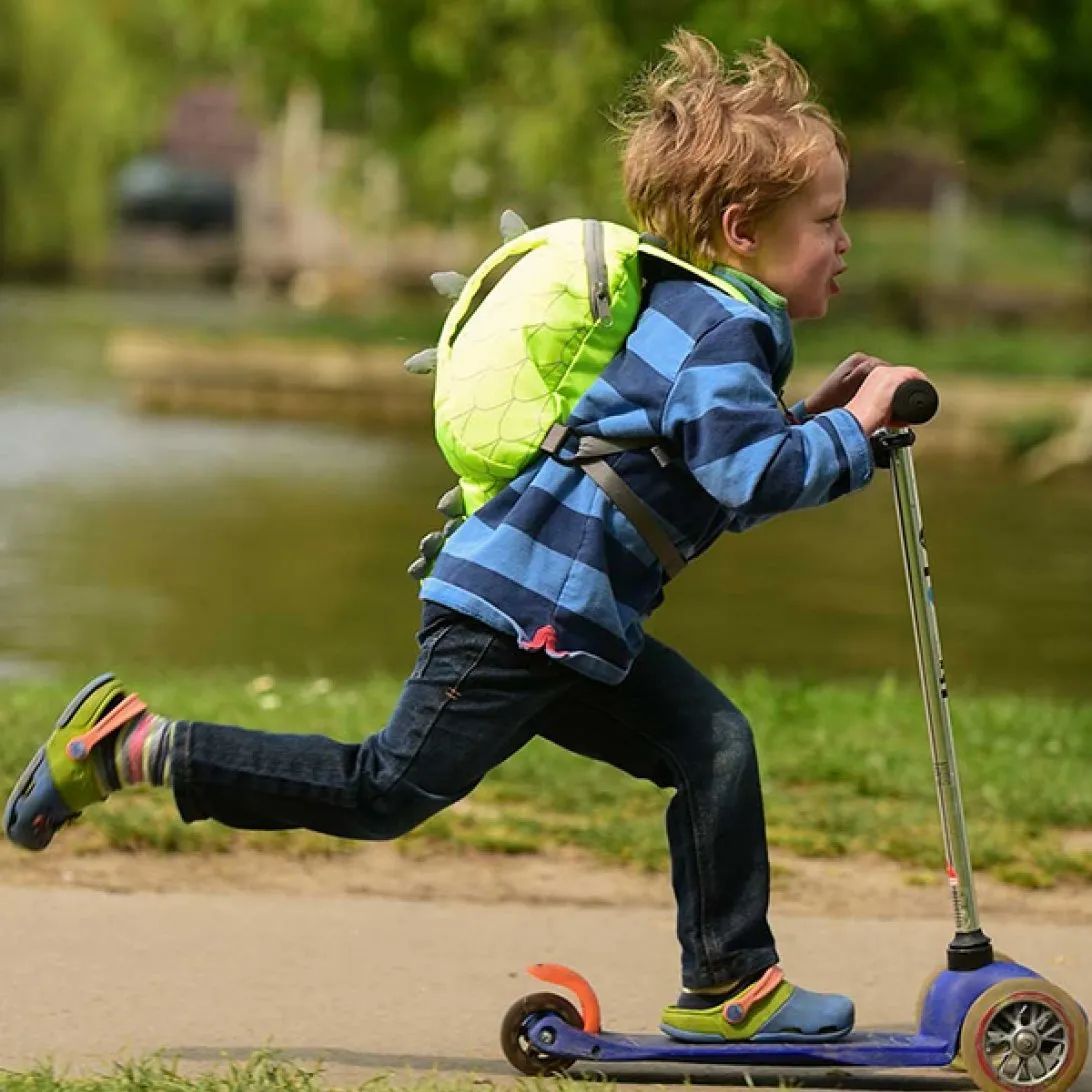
[891,378,939,425]
[869,379,939,468]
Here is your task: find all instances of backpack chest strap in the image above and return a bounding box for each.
[540,425,686,579]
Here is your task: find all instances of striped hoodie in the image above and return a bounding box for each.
[420,268,874,684]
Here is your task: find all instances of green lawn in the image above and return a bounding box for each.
[0,1053,552,1092]
[1,670,1089,889]
[841,209,1088,294]
[794,321,1092,378]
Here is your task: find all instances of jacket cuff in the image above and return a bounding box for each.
[824,407,874,489]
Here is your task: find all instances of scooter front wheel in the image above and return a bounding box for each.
[500,991,581,1076]
[960,978,1088,1092]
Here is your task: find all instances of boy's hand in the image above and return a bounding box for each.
[845,364,930,435]
[804,353,884,415]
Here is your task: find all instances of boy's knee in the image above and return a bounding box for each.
[708,704,758,762]
[353,782,458,841]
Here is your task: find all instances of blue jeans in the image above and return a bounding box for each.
[172,606,777,988]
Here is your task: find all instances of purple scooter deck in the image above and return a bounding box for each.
[526,1021,954,1066]
[520,961,1040,1071]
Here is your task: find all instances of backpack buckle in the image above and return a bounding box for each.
[540,424,572,457]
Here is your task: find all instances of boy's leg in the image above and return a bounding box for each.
[541,636,775,989]
[539,636,853,1042]
[174,609,580,834]
[7,609,577,847]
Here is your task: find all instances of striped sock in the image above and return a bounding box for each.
[92,712,175,792]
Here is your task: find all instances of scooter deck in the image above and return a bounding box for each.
[527,1016,955,1067]
[516,959,1043,1071]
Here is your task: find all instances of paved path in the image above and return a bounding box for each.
[1,886,1088,1089]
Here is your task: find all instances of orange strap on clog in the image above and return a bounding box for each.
[722,966,785,1025]
[65,694,148,761]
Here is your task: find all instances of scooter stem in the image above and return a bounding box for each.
[885,432,994,970]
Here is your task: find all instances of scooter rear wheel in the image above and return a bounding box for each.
[500,991,582,1076]
[959,977,1088,1092]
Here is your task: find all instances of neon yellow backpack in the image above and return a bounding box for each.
[404,212,748,579]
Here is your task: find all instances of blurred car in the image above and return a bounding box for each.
[116,155,237,234]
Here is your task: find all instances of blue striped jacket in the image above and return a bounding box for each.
[420,268,874,683]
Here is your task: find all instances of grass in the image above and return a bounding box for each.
[1,670,1089,889]
[0,1052,574,1092]
[794,322,1092,379]
[840,209,1089,294]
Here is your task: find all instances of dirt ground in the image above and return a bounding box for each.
[1,839,1088,925]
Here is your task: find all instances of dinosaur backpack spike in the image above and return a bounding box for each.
[419,531,446,561]
[403,347,438,375]
[442,517,465,538]
[436,485,465,518]
[499,209,529,242]
[430,272,468,300]
[407,556,429,580]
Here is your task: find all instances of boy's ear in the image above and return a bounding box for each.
[719,204,759,259]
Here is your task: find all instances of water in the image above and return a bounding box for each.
[2,287,1091,700]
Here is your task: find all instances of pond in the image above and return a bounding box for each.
[1,287,1090,704]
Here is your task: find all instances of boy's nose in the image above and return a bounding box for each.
[837,226,851,253]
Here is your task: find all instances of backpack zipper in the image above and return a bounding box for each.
[583,219,612,323]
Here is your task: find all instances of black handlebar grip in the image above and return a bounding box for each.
[891,378,939,425]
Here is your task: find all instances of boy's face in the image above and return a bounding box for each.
[723,146,851,320]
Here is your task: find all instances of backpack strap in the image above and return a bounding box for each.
[541,425,686,579]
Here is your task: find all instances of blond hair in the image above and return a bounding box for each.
[617,31,847,266]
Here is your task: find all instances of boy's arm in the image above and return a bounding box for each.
[661,315,874,523]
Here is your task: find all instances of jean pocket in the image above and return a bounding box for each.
[410,623,455,680]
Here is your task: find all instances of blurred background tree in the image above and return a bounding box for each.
[0,0,151,274]
[2,0,1092,274]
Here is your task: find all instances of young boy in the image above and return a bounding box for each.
[6,32,926,1043]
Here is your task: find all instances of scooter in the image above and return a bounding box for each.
[499,380,1089,1092]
